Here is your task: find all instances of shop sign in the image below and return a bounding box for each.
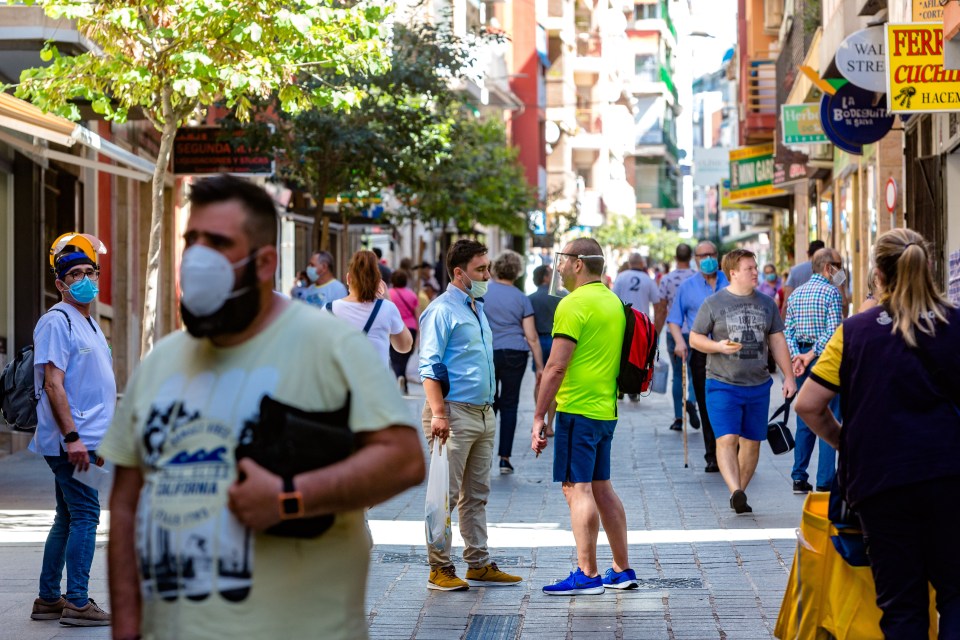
[781,104,829,144]
[173,127,273,175]
[773,161,808,186]
[912,0,943,23]
[727,144,787,202]
[886,23,960,113]
[836,26,887,92]
[692,147,730,186]
[720,180,754,210]
[821,82,895,146]
[819,93,863,155]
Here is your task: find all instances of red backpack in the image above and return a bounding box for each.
[617,304,658,395]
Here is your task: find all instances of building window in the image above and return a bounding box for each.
[634,2,658,21]
[635,54,657,82]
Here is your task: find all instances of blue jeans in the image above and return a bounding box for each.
[39,449,101,606]
[494,349,529,458]
[532,335,552,371]
[666,332,696,419]
[791,349,840,488]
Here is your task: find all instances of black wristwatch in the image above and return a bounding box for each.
[63,431,80,444]
[278,477,304,520]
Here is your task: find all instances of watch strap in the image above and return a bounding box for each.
[63,431,80,444]
[278,477,304,520]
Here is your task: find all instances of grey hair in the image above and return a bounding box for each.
[492,249,524,281]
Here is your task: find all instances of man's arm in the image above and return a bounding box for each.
[522,316,545,373]
[43,363,90,471]
[531,337,575,454]
[108,465,144,640]
[229,425,425,532]
[653,300,668,335]
[768,332,797,398]
[417,305,451,442]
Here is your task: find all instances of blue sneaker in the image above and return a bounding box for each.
[602,567,638,590]
[542,568,604,595]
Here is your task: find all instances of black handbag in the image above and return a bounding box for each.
[235,394,354,538]
[766,396,795,455]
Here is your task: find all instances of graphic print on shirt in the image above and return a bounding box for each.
[135,367,279,605]
[722,303,768,360]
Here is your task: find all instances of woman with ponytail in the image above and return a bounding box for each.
[796,228,960,638]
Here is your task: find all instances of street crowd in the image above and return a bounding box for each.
[22,175,960,639]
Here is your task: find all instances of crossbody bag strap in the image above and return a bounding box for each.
[362,299,384,334]
[768,395,793,423]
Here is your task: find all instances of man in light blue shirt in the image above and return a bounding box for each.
[667,241,728,472]
[418,239,521,592]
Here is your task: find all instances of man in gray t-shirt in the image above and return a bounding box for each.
[692,289,784,387]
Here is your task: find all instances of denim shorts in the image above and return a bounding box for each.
[553,412,617,483]
[705,378,773,441]
[533,336,553,372]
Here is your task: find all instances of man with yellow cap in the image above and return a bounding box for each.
[29,233,114,627]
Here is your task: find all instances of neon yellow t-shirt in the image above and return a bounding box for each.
[98,302,415,640]
[553,282,625,420]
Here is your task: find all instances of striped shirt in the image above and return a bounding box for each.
[784,273,843,358]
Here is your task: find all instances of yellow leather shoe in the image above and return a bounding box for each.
[466,562,522,586]
[428,565,469,591]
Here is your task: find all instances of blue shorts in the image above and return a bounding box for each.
[533,335,553,372]
[553,412,617,483]
[705,378,774,441]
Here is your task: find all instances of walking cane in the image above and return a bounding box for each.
[682,360,689,468]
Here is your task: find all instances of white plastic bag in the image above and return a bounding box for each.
[424,441,451,552]
[73,460,114,492]
[650,363,668,394]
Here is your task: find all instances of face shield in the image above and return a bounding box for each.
[549,252,605,297]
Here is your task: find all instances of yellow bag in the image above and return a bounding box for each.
[775,492,937,640]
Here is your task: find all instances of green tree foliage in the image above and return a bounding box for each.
[593,214,685,266]
[414,116,536,236]
[11,0,387,355]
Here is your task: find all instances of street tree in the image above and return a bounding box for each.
[12,0,388,356]
[594,213,684,266]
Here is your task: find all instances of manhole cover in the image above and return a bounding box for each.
[637,577,703,589]
[464,614,520,640]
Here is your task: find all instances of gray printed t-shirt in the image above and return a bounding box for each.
[691,289,784,386]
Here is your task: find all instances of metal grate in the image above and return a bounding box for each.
[636,577,703,589]
[378,553,529,567]
[464,615,521,640]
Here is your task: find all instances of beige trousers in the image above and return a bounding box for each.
[422,400,495,569]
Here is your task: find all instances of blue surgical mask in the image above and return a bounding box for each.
[764,272,777,282]
[68,277,99,304]
[699,257,719,275]
[305,266,319,283]
[461,274,489,299]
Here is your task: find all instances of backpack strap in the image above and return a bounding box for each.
[48,307,72,334]
[325,302,334,314]
[362,299,384,334]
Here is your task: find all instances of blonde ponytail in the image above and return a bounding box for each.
[875,229,952,347]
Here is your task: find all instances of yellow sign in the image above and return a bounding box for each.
[886,23,960,113]
[913,0,943,23]
[727,144,787,203]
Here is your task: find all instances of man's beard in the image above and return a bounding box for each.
[180,259,262,339]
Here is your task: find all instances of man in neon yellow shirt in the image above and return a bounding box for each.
[532,238,637,595]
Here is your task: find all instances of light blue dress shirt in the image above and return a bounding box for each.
[418,284,496,405]
[667,271,729,333]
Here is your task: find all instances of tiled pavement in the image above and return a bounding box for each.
[0,357,817,639]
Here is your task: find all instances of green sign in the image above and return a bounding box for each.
[728,143,786,202]
[781,104,829,144]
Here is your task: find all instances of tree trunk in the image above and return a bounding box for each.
[139,115,178,358]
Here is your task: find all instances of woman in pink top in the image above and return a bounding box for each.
[389,270,420,393]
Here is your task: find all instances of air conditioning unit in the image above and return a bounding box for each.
[764,0,784,34]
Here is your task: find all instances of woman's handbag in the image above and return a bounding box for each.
[767,397,795,455]
[235,394,354,538]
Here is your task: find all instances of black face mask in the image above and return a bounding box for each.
[180,254,261,339]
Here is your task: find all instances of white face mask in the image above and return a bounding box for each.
[179,245,253,316]
[831,267,847,288]
[461,273,489,298]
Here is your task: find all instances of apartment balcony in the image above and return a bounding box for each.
[572,34,605,78]
[569,110,603,150]
[0,5,94,85]
[740,56,777,145]
[545,0,571,32]
[627,65,679,105]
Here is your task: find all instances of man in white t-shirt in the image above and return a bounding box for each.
[98,175,425,640]
[293,251,348,308]
[29,234,116,627]
[611,253,660,400]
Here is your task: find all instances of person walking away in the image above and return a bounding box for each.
[612,253,660,401]
[483,250,544,474]
[781,240,825,316]
[389,270,420,394]
[796,228,960,639]
[528,265,561,436]
[372,247,392,283]
[654,243,699,432]
[418,239,522,591]
[293,251,348,308]
[328,250,412,370]
[532,238,638,595]
[784,248,843,493]
[690,249,796,514]
[666,241,728,472]
[30,233,115,627]
[99,175,424,640]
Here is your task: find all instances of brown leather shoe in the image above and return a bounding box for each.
[30,597,65,620]
[59,598,110,627]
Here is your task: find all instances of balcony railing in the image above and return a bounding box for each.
[746,58,777,116]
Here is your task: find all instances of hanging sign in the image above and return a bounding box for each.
[886,23,960,113]
[727,144,787,202]
[822,82,895,146]
[819,92,863,155]
[836,26,887,92]
[912,0,943,23]
[782,104,829,144]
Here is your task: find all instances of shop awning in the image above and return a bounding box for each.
[0,92,154,181]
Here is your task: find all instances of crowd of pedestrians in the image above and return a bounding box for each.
[21,174,960,638]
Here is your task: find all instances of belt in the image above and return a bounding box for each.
[447,400,493,412]
[797,341,815,349]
